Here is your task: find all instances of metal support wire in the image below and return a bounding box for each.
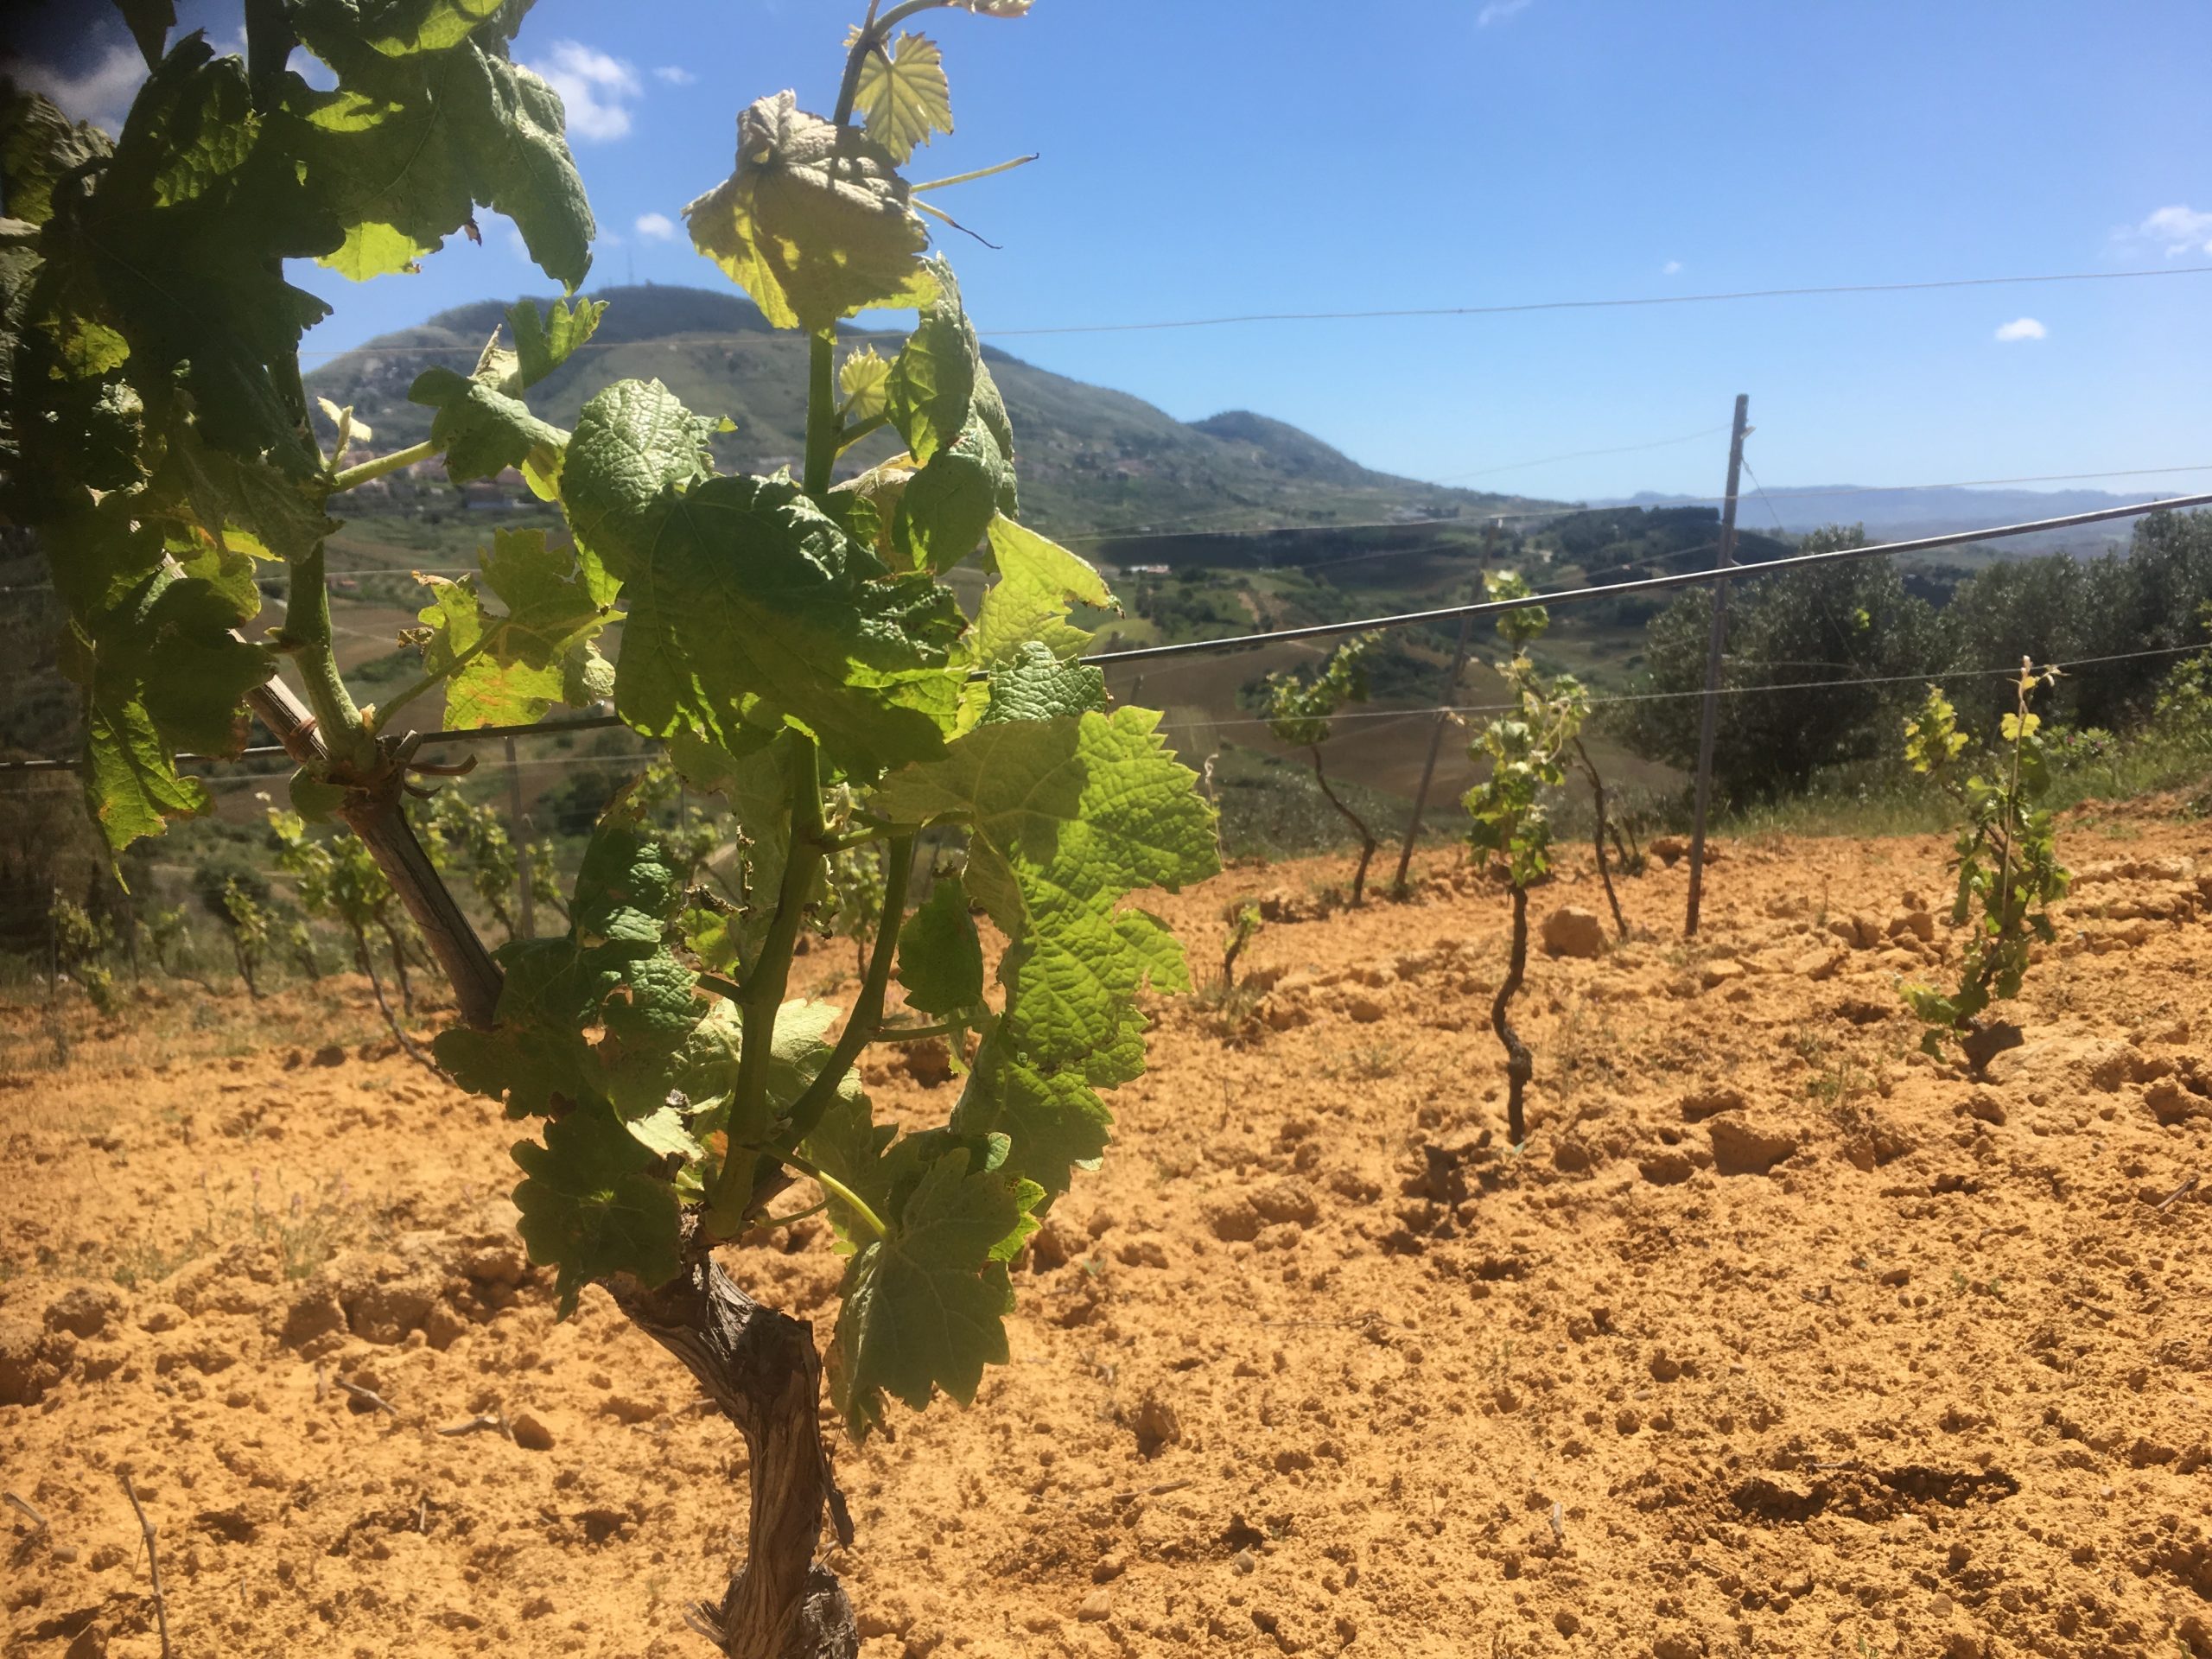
[1079,488,2212,669]
[4,488,2210,779]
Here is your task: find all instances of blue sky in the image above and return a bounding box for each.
[9,0,2212,504]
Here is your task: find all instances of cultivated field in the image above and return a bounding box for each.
[3,805,2209,1658]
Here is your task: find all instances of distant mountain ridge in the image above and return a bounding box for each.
[306,284,1550,537]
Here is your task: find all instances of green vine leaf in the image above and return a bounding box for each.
[289,11,594,288]
[798,1090,904,1249]
[977,640,1105,725]
[156,424,337,567]
[895,874,984,1016]
[433,937,621,1111]
[838,346,891,422]
[82,701,214,851]
[885,257,983,464]
[113,0,175,69]
[49,504,274,850]
[883,260,1016,569]
[0,88,112,227]
[510,296,607,389]
[964,1047,1110,1204]
[818,1130,1039,1438]
[683,91,936,333]
[558,378,721,555]
[827,452,916,561]
[970,516,1116,666]
[407,365,569,492]
[875,708,1218,1192]
[73,41,340,465]
[435,803,706,1128]
[666,730,801,979]
[411,528,618,728]
[168,528,261,621]
[893,420,1014,573]
[77,592,271,847]
[850,31,952,165]
[599,950,709,1113]
[512,1096,684,1317]
[566,448,966,778]
[290,0,510,59]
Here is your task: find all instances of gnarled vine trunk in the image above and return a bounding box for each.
[1491,884,1534,1145]
[1572,739,1629,943]
[608,1247,858,1659]
[245,678,851,1657]
[1309,745,1378,907]
[1610,819,1643,879]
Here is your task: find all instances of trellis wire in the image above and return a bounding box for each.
[3,487,2209,779]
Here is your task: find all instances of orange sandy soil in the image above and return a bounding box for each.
[4,804,2211,1659]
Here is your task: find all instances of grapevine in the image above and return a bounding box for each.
[1263,630,1383,906]
[216,875,271,998]
[2151,602,2212,755]
[47,890,118,1014]
[1461,571,1590,1145]
[3,6,1213,1652]
[1567,736,1630,940]
[144,903,214,991]
[268,805,432,1065]
[1897,661,2069,1073]
[1220,899,1263,991]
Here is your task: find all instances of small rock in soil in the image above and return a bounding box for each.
[1541,906,1607,959]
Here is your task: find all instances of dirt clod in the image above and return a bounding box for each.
[1707,1116,1797,1176]
[1541,906,1607,959]
[1203,1195,1262,1241]
[1133,1394,1181,1459]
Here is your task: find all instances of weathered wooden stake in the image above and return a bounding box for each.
[1684,395,1750,938]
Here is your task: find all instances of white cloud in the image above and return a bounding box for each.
[1478,0,1534,23]
[1994,317,2047,343]
[524,41,642,143]
[635,212,677,241]
[1662,259,1683,276]
[653,66,696,86]
[2138,204,2212,257]
[6,40,147,133]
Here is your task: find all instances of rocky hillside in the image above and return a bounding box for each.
[305,285,1550,537]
